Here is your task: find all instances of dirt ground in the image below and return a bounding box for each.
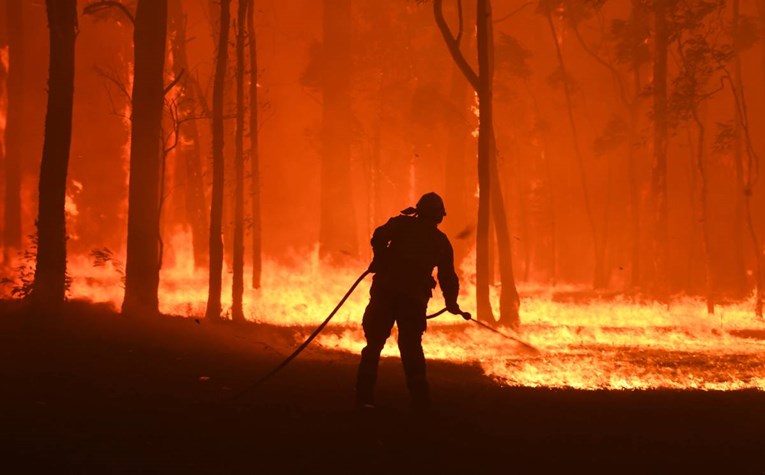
[0,300,763,474]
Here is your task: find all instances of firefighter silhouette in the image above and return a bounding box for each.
[356,192,463,410]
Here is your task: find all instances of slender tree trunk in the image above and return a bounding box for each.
[443,3,474,269]
[542,150,557,285]
[169,0,209,269]
[524,80,557,285]
[319,0,357,262]
[480,0,519,328]
[433,0,519,325]
[490,138,520,328]
[205,0,230,320]
[367,65,388,254]
[628,65,642,290]
[692,110,714,314]
[732,106,747,296]
[734,0,763,316]
[31,0,77,308]
[184,118,208,266]
[122,0,168,317]
[3,1,23,264]
[652,0,670,300]
[545,11,602,289]
[248,1,261,290]
[730,0,747,296]
[444,78,472,268]
[685,126,698,291]
[514,147,531,283]
[370,87,384,230]
[231,0,248,322]
[474,0,493,322]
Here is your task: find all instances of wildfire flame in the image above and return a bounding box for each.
[64,230,765,391]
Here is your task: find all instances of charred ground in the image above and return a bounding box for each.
[0,301,763,474]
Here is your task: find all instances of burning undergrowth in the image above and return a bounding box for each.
[5,231,765,392]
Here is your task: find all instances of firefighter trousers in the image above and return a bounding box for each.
[355,289,430,409]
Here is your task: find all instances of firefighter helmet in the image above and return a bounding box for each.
[416,192,447,218]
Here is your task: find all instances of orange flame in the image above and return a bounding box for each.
[64,230,765,391]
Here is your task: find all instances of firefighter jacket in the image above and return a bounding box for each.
[369,215,459,307]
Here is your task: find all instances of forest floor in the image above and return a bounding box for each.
[0,299,763,474]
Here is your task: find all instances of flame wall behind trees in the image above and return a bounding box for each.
[0,0,764,301]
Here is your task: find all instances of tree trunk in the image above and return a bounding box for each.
[479,0,519,328]
[248,1,261,290]
[736,0,764,316]
[433,0,520,325]
[231,0,248,322]
[169,0,209,269]
[205,0,230,320]
[319,0,357,263]
[524,80,557,285]
[545,11,602,289]
[490,136,520,328]
[31,0,77,308]
[122,0,168,317]
[628,64,642,290]
[3,0,23,264]
[443,2,474,269]
[651,0,670,301]
[692,110,714,314]
[370,89,384,234]
[474,0,493,323]
[730,0,747,297]
[684,126,698,291]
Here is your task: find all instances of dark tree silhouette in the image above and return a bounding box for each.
[651,0,670,301]
[122,0,168,317]
[232,0,249,322]
[539,1,601,288]
[610,0,651,290]
[169,0,209,269]
[558,0,652,291]
[443,2,475,270]
[320,0,357,262]
[434,0,520,327]
[248,0,262,290]
[729,0,763,316]
[729,0,747,297]
[205,0,230,321]
[669,6,728,314]
[3,1,24,264]
[31,0,78,309]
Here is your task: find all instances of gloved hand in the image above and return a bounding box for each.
[448,302,471,320]
[367,260,379,273]
[446,302,462,315]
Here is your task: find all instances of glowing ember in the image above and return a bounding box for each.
[64,231,765,392]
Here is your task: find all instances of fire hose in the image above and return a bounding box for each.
[235,270,539,398]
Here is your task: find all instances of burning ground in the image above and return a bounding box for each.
[1,299,763,473]
[3,247,765,471]
[60,241,765,392]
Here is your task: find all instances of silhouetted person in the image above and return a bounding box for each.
[356,192,463,410]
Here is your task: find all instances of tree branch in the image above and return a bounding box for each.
[571,25,630,107]
[83,1,135,25]
[493,1,533,24]
[94,65,131,104]
[456,0,463,45]
[433,0,479,90]
[188,73,212,118]
[164,68,185,96]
